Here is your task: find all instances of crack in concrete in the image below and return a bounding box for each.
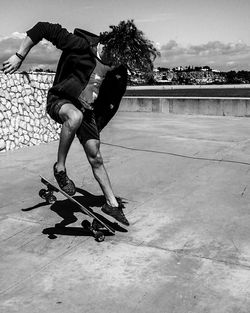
[121,239,250,271]
[1,233,250,298]
[241,186,247,196]
[102,141,250,167]
[0,236,90,296]
[0,216,51,243]
[0,225,31,243]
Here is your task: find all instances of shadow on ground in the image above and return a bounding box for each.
[22,187,128,239]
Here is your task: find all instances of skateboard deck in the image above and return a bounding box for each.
[39,175,115,241]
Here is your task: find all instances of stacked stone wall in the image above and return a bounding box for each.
[2,72,250,153]
[0,72,61,152]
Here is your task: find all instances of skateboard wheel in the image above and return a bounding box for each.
[95,231,105,242]
[81,220,91,229]
[46,194,57,204]
[39,189,47,199]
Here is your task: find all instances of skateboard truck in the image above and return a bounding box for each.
[39,187,57,204]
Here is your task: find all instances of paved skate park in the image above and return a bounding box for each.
[1,106,250,312]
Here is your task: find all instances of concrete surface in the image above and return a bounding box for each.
[1,111,250,313]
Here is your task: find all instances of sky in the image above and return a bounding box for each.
[0,0,250,71]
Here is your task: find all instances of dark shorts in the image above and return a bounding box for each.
[47,93,100,144]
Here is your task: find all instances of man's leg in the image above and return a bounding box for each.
[83,139,118,207]
[57,103,83,171]
[83,139,129,225]
[54,103,83,195]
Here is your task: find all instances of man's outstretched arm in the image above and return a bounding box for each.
[3,22,91,75]
[2,36,35,74]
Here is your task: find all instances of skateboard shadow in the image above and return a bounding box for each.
[22,187,128,238]
[42,226,91,239]
[21,188,106,212]
[22,201,48,211]
[49,196,127,233]
[42,223,114,240]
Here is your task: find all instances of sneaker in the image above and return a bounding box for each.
[101,203,129,226]
[53,163,76,196]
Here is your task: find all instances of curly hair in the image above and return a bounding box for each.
[99,20,160,77]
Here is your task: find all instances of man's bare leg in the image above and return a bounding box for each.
[53,103,83,196]
[57,103,83,172]
[83,139,118,207]
[83,138,129,225]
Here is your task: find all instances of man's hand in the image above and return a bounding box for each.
[2,55,22,74]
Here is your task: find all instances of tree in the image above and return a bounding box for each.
[226,71,238,84]
[237,71,250,83]
[100,20,160,83]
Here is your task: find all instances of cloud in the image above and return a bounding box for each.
[0,32,60,71]
[1,33,250,72]
[188,41,250,57]
[0,32,26,41]
[136,13,174,23]
[157,40,250,70]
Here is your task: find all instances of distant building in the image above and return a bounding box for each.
[153,66,226,85]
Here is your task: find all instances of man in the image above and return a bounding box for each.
[3,22,129,226]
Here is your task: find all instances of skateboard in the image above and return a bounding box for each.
[39,176,115,242]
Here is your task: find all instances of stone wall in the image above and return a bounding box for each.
[0,72,61,152]
[1,72,250,153]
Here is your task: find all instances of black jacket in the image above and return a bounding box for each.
[26,22,127,110]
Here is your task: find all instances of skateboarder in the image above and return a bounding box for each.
[2,22,129,225]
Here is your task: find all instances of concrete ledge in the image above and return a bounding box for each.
[126,84,250,90]
[120,97,250,117]
[120,97,169,113]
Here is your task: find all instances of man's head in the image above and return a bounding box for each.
[74,20,160,81]
[98,19,160,74]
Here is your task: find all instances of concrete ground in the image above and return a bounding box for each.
[1,111,250,313]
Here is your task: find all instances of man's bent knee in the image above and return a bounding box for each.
[68,110,83,128]
[59,103,83,129]
[89,153,103,169]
